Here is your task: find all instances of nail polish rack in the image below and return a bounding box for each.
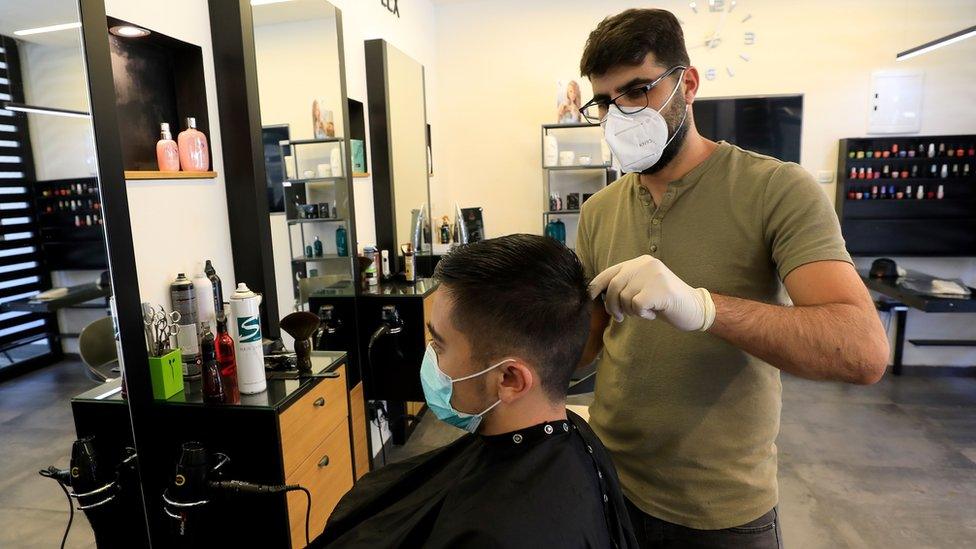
[33,177,108,270]
[835,135,976,256]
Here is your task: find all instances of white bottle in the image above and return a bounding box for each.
[916,185,924,200]
[229,283,266,394]
[543,135,559,167]
[940,164,948,179]
[937,184,944,199]
[330,147,342,178]
[192,271,216,334]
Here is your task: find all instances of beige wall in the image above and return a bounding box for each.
[432,0,976,367]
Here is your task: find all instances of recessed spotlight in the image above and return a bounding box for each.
[109,25,150,38]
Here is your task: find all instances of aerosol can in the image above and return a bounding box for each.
[229,283,266,394]
[170,273,201,380]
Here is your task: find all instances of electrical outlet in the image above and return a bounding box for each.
[817,170,834,184]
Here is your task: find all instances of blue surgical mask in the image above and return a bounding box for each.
[420,344,510,433]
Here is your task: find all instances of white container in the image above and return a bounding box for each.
[558,150,575,166]
[330,147,342,178]
[601,139,612,164]
[317,163,332,178]
[543,135,559,167]
[229,283,266,394]
[192,272,216,334]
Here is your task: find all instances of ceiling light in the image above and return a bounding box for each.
[251,0,294,5]
[13,22,81,36]
[897,25,976,61]
[109,25,150,38]
[2,102,90,119]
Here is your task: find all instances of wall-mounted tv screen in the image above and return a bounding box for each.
[693,95,802,163]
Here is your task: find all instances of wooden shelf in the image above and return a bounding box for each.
[352,172,370,178]
[125,170,217,180]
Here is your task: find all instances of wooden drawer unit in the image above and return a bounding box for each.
[286,423,354,548]
[349,381,369,480]
[280,365,348,477]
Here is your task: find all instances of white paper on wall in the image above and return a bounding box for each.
[867,70,924,134]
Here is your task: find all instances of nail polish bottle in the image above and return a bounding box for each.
[964,164,970,177]
[879,185,888,199]
[916,185,924,199]
[900,170,908,179]
[847,188,856,200]
[871,185,879,199]
[856,192,863,200]
[178,117,210,172]
[882,150,890,158]
[940,164,948,178]
[849,167,857,180]
[947,148,955,157]
[938,143,945,157]
[930,165,937,177]
[927,143,935,158]
[873,151,881,159]
[905,185,912,199]
[156,123,180,171]
[927,191,935,199]
[891,144,899,155]
[848,151,855,159]
[937,185,944,199]
[895,191,904,199]
[874,171,881,179]
[968,146,974,156]
[867,167,874,179]
[956,147,964,157]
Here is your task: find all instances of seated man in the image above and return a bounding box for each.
[314,234,636,548]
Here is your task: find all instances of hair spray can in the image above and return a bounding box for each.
[170,273,201,380]
[229,283,266,394]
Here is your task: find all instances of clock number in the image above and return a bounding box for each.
[744,32,756,45]
[708,0,725,12]
[706,68,717,81]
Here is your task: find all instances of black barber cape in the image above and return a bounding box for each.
[313,410,637,548]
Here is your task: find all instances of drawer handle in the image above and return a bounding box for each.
[317,455,330,468]
[313,397,325,407]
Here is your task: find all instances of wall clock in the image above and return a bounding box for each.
[682,0,755,80]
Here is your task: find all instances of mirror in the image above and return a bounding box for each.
[253,0,356,319]
[365,39,433,262]
[0,1,143,546]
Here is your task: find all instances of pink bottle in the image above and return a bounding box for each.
[156,123,180,171]
[178,117,209,172]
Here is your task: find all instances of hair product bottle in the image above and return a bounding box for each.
[215,315,239,403]
[229,283,265,394]
[170,273,201,381]
[200,329,225,403]
[440,216,451,244]
[335,225,348,257]
[192,270,216,334]
[204,260,223,317]
[178,117,210,172]
[313,236,324,258]
[156,123,180,171]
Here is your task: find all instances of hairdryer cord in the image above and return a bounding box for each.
[288,485,312,547]
[38,468,73,549]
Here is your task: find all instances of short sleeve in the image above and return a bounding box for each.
[576,206,596,280]
[763,163,853,281]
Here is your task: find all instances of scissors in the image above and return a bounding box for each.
[142,304,181,356]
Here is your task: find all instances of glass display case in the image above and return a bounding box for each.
[281,138,356,309]
[541,123,616,250]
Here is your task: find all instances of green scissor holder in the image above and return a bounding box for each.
[148,348,184,400]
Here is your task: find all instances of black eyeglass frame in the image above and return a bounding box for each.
[580,65,688,124]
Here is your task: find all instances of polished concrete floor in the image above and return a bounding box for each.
[2,361,974,548]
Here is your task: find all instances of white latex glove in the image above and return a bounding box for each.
[588,255,716,332]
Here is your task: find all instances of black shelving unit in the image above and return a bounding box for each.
[835,135,976,257]
[33,177,107,270]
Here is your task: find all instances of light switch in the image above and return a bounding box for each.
[817,170,834,184]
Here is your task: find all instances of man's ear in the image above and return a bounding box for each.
[683,66,701,105]
[496,360,535,404]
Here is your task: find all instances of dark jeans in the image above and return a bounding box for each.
[625,498,783,549]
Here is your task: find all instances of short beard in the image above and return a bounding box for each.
[641,95,689,176]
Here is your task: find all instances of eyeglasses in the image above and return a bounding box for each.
[580,65,687,124]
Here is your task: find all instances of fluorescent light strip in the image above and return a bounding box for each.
[0,156,21,163]
[0,217,31,225]
[13,22,81,36]
[0,275,39,289]
[0,77,8,85]
[0,93,10,101]
[0,202,28,209]
[3,103,90,119]
[897,25,976,61]
[0,62,6,70]
[0,141,18,148]
[0,172,24,179]
[0,319,46,337]
[0,110,13,117]
[0,124,16,132]
[0,186,26,193]
[0,246,34,259]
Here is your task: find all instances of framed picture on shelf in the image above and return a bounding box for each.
[556,79,582,124]
[312,99,335,138]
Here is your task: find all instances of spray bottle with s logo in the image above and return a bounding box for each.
[229,283,266,394]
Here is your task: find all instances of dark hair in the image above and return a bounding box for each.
[434,234,591,401]
[580,8,690,78]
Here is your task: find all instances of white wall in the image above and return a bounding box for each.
[104,0,236,311]
[432,0,976,368]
